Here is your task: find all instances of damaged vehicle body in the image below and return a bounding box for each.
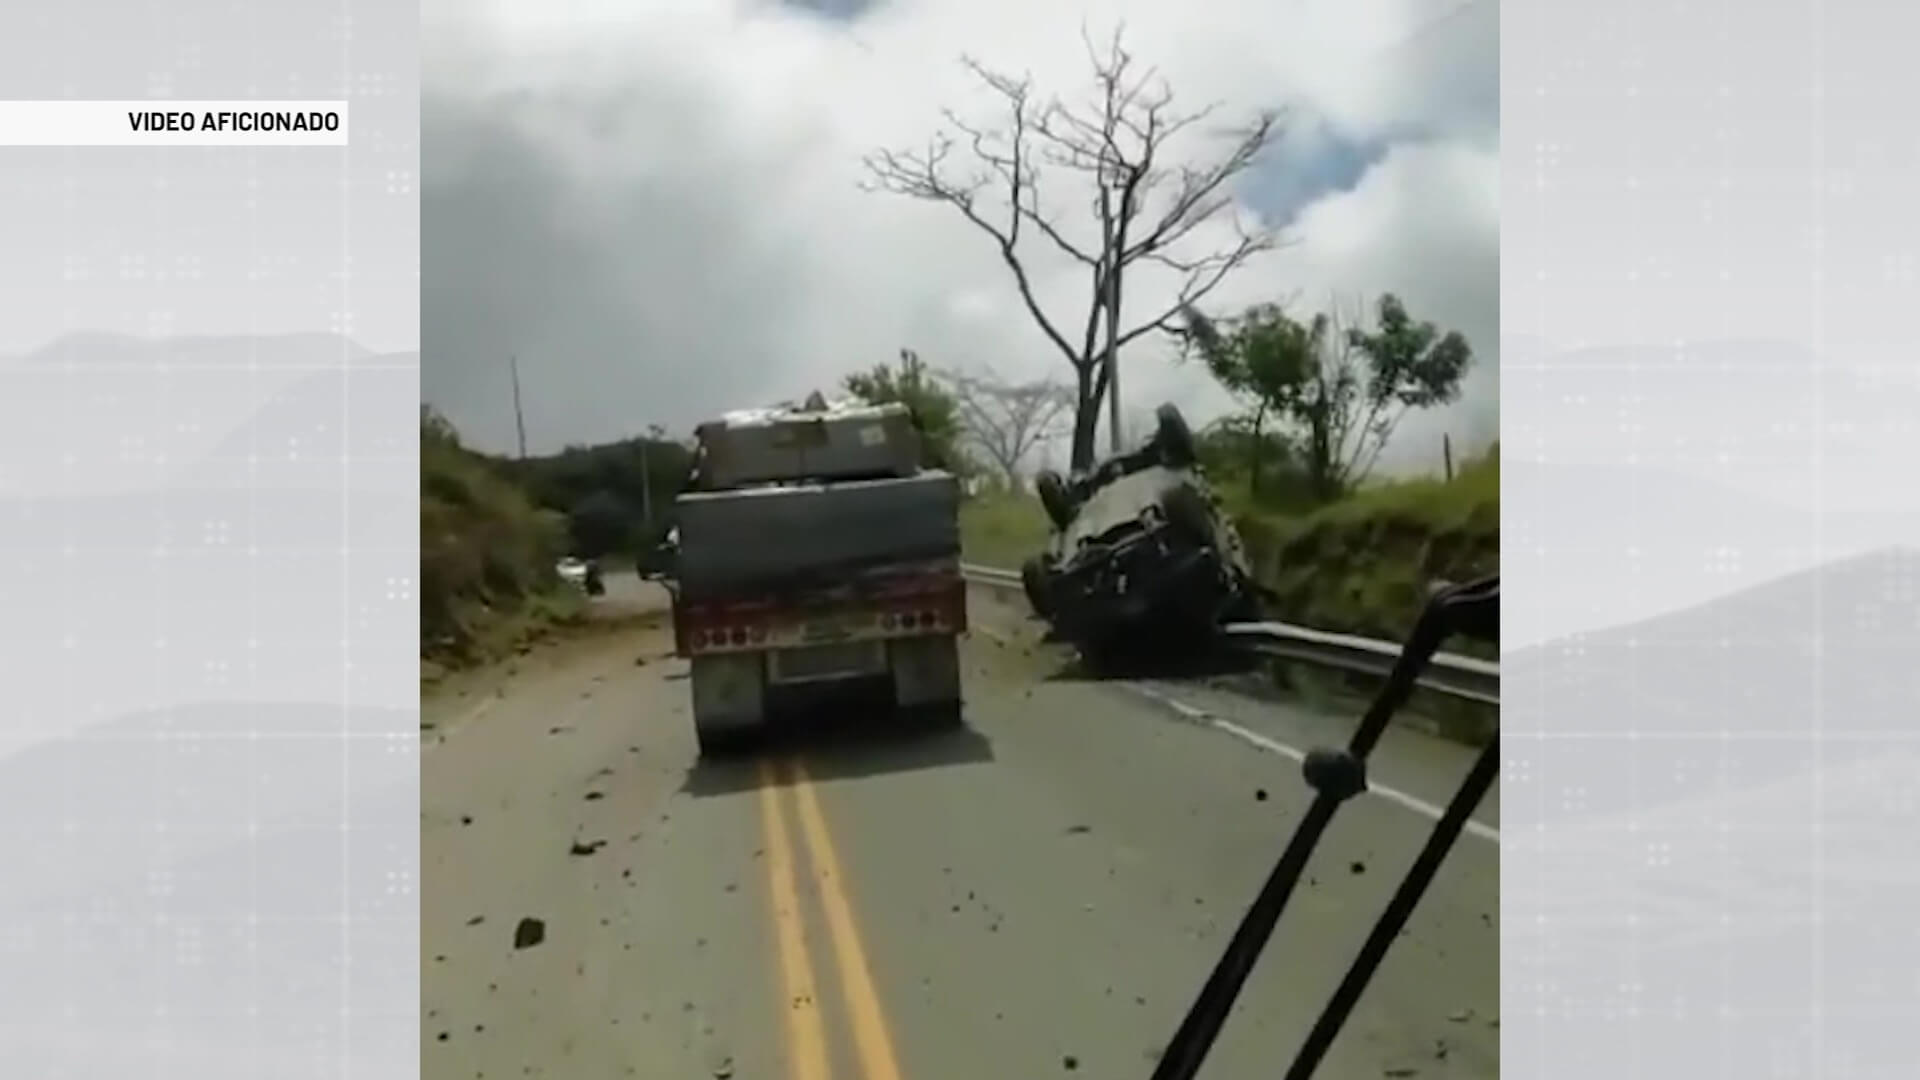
[1020,404,1261,665]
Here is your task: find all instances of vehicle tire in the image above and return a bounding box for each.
[1161,482,1214,544]
[1154,404,1198,467]
[695,724,755,758]
[1020,556,1055,618]
[1036,469,1075,528]
[909,699,965,732]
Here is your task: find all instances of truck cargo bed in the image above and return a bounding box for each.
[673,471,961,596]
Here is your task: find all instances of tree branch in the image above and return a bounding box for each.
[1123,110,1279,261]
[862,87,1089,369]
[1113,229,1277,351]
[861,25,1287,468]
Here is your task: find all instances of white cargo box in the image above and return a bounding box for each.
[693,396,921,488]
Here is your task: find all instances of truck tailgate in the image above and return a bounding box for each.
[674,472,961,596]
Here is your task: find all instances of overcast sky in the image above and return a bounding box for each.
[420,0,1498,470]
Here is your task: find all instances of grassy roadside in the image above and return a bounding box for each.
[957,453,1499,745]
[958,490,1056,572]
[421,421,592,686]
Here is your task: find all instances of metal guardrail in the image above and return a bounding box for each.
[960,562,1498,706]
[960,562,1024,588]
[1216,622,1499,706]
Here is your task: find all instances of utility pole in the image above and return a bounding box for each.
[509,355,528,459]
[641,423,667,534]
[639,439,651,528]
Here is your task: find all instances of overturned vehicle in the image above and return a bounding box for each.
[1018,404,1261,664]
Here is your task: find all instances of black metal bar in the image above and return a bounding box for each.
[1145,574,1499,1080]
[1282,735,1501,1080]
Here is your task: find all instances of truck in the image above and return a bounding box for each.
[667,393,967,755]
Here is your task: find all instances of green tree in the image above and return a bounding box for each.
[1181,294,1473,502]
[568,488,637,559]
[843,348,975,477]
[421,403,462,449]
[1192,415,1313,508]
[501,432,693,555]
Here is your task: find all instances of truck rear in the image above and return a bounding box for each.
[669,397,968,755]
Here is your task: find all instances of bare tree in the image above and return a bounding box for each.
[861,24,1283,471]
[944,366,1075,489]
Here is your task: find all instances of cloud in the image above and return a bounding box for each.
[421,0,1498,472]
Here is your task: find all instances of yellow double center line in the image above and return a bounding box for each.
[757,757,905,1080]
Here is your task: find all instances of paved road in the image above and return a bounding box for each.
[422,582,1499,1080]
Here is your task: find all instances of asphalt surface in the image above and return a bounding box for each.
[422,578,1499,1080]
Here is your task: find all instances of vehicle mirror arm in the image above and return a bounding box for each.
[1147,575,1499,1080]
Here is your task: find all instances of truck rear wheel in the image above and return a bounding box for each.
[695,722,755,757]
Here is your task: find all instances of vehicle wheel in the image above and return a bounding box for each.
[1036,469,1075,528]
[907,699,965,732]
[1154,404,1197,467]
[694,722,756,758]
[1020,556,1055,618]
[1161,483,1214,544]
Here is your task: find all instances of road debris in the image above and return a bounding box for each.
[513,917,546,950]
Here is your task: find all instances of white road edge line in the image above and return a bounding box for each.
[1120,682,1499,844]
[939,623,1497,843]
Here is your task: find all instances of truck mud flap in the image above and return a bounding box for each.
[690,653,768,752]
[1147,575,1499,1080]
[887,635,961,716]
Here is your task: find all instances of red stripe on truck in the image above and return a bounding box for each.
[675,573,966,657]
